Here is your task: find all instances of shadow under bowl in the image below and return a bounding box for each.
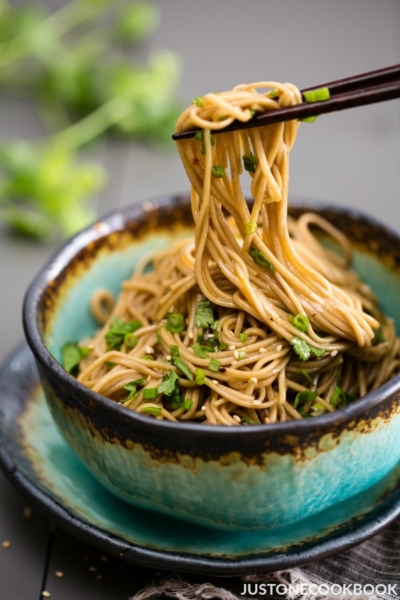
[23,194,400,532]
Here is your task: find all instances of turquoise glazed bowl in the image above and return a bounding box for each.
[23,195,400,532]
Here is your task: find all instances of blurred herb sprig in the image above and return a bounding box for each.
[0,0,182,240]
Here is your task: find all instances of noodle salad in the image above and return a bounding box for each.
[62,81,400,425]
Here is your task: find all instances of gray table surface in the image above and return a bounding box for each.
[1,1,400,598]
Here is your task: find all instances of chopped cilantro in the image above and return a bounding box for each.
[243,153,257,173]
[157,370,179,396]
[240,416,257,425]
[212,165,226,178]
[330,385,357,408]
[62,342,91,374]
[300,368,314,386]
[140,406,162,416]
[290,314,309,333]
[123,378,146,400]
[194,298,215,328]
[249,248,275,271]
[208,358,221,372]
[211,319,220,331]
[142,388,158,400]
[105,317,142,351]
[124,333,138,348]
[290,337,325,361]
[293,391,318,409]
[170,345,180,360]
[166,312,185,333]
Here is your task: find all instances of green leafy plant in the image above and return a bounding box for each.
[0,0,182,239]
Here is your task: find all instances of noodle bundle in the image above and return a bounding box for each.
[72,81,400,425]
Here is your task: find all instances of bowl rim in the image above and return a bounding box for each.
[23,194,400,439]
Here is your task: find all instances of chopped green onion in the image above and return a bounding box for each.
[170,345,180,360]
[240,416,257,425]
[300,368,314,386]
[290,314,310,333]
[303,87,330,103]
[196,368,206,385]
[268,89,278,98]
[123,378,146,401]
[330,385,357,408]
[141,405,162,415]
[211,319,220,331]
[157,370,179,396]
[194,130,203,142]
[244,221,257,235]
[194,298,215,328]
[238,350,247,360]
[243,153,257,173]
[166,312,185,333]
[142,388,158,399]
[249,248,275,271]
[197,334,204,343]
[300,116,318,123]
[239,332,248,343]
[299,407,310,418]
[173,358,194,380]
[141,355,153,360]
[208,358,221,372]
[212,165,226,178]
[192,343,210,359]
[310,346,325,357]
[372,328,386,345]
[218,341,227,351]
[192,96,204,107]
[183,399,193,410]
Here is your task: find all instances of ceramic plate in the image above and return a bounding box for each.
[1,345,400,576]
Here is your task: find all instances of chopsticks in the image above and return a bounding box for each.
[172,64,400,141]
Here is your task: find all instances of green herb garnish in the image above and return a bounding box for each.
[142,388,158,400]
[218,341,227,351]
[290,314,310,333]
[141,355,153,361]
[105,317,142,351]
[192,343,210,359]
[196,368,206,385]
[170,345,180,360]
[208,358,221,372]
[62,342,91,374]
[243,153,257,173]
[240,416,257,425]
[372,328,386,345]
[122,378,146,401]
[249,248,275,271]
[293,390,318,410]
[290,337,325,361]
[157,370,179,397]
[173,358,194,380]
[244,221,257,235]
[303,87,330,103]
[194,298,215,328]
[192,96,204,107]
[300,368,314,386]
[183,399,193,410]
[239,332,248,343]
[140,406,162,416]
[330,385,357,408]
[166,312,185,333]
[212,165,226,178]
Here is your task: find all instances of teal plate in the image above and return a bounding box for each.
[2,345,400,576]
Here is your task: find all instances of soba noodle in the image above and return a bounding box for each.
[72,81,400,425]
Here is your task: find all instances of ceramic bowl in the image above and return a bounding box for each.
[23,194,400,532]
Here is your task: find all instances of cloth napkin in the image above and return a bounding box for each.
[131,517,400,600]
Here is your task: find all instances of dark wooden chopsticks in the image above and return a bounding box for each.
[172,64,400,141]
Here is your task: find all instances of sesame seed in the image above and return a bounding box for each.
[228,345,236,350]
[100,554,108,562]
[233,350,239,359]
[259,347,266,353]
[23,507,32,519]
[145,346,155,354]
[55,571,64,578]
[89,566,97,572]
[250,377,258,384]
[212,379,218,385]
[233,415,241,423]
[264,417,270,423]
[188,332,194,339]
[2,540,11,549]
[253,400,262,405]
[42,593,51,598]
[331,350,338,357]
[276,345,282,351]
[201,405,206,411]
[231,360,238,366]
[166,355,171,360]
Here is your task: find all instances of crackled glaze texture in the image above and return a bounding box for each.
[23,196,400,531]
